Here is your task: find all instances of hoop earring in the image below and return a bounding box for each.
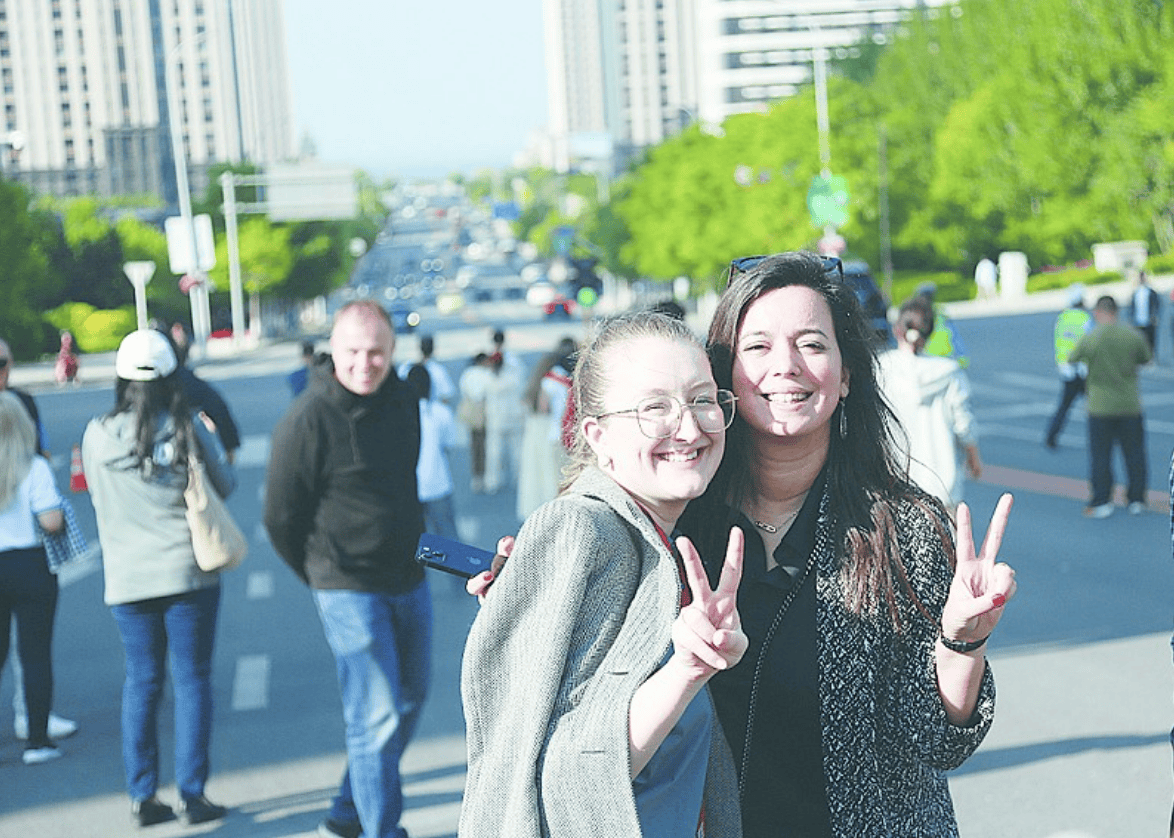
[838,403,848,439]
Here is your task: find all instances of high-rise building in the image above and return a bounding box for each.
[0,0,293,200]
[543,0,958,172]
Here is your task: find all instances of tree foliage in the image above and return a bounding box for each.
[607,0,1174,284]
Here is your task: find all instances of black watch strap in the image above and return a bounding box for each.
[939,632,989,653]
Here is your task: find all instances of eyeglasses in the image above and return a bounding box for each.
[728,254,843,282]
[595,390,738,439]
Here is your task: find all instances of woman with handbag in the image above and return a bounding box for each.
[82,329,236,828]
[0,390,66,765]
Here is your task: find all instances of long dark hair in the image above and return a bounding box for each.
[109,373,195,476]
[704,251,946,627]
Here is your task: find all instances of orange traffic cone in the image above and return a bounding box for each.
[69,444,87,492]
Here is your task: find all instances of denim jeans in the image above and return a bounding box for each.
[110,585,220,802]
[1087,414,1147,505]
[0,548,58,746]
[314,580,431,838]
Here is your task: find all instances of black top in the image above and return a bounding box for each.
[178,367,241,452]
[680,471,832,838]
[263,359,424,594]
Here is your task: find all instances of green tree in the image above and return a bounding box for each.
[0,180,53,357]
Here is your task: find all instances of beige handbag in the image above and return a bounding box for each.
[185,456,247,572]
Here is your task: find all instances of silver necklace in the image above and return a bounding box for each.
[752,508,800,534]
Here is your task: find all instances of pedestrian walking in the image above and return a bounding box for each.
[457,354,492,494]
[288,340,316,397]
[162,322,241,464]
[53,330,79,385]
[1044,285,1093,449]
[398,334,456,406]
[1130,270,1162,354]
[0,337,78,744]
[461,311,745,838]
[0,391,67,765]
[484,329,525,494]
[877,296,982,514]
[1069,295,1153,517]
[83,329,236,827]
[515,337,575,521]
[406,363,460,543]
[915,282,970,368]
[264,301,430,838]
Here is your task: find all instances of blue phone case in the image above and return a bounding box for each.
[415,533,496,579]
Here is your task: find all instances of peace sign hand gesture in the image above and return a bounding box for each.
[671,528,748,682]
[940,493,1018,648]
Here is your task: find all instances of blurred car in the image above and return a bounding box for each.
[841,260,892,346]
[387,303,421,333]
[544,295,575,319]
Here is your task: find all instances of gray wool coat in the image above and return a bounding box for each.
[459,467,741,838]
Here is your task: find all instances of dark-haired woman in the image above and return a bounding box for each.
[683,251,1016,836]
[83,329,236,828]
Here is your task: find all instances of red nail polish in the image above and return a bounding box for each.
[991,593,1006,608]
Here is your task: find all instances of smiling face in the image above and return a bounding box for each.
[732,285,849,451]
[330,305,395,396]
[583,336,725,530]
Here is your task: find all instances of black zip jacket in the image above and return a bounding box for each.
[264,357,424,594]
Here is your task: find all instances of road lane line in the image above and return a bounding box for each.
[231,654,270,711]
[246,570,274,599]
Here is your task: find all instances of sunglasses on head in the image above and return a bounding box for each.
[728,254,843,282]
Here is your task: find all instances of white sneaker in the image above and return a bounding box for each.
[22,744,62,765]
[14,713,78,741]
[1083,503,1114,519]
[1128,501,1146,515]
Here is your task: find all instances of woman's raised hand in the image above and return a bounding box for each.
[672,528,748,679]
[940,493,1017,647]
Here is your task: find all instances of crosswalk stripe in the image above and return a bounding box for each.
[231,654,270,711]
[246,571,274,599]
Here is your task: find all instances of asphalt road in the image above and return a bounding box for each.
[2,295,1172,838]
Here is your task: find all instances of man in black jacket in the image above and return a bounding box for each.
[264,301,429,838]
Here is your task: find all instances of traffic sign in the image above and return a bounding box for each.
[807,174,850,228]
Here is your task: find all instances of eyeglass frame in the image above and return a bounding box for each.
[593,390,739,439]
[728,254,843,283]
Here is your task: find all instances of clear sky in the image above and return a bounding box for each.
[282,0,549,180]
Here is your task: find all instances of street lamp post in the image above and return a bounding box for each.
[163,36,212,355]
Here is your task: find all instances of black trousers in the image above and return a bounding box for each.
[1045,375,1085,446]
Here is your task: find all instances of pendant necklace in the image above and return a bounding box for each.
[752,507,800,534]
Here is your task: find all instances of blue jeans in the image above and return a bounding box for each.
[314,581,432,838]
[110,585,220,802]
[1087,414,1147,505]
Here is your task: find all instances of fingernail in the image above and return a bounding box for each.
[992,593,1006,608]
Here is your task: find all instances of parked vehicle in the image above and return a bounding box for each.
[842,260,893,346]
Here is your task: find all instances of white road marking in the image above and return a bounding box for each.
[234,435,271,468]
[231,654,270,711]
[246,571,274,599]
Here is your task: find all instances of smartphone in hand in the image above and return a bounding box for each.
[416,533,496,579]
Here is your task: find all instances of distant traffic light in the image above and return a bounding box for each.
[568,257,602,302]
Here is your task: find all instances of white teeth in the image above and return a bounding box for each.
[660,450,700,462]
[764,392,809,403]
